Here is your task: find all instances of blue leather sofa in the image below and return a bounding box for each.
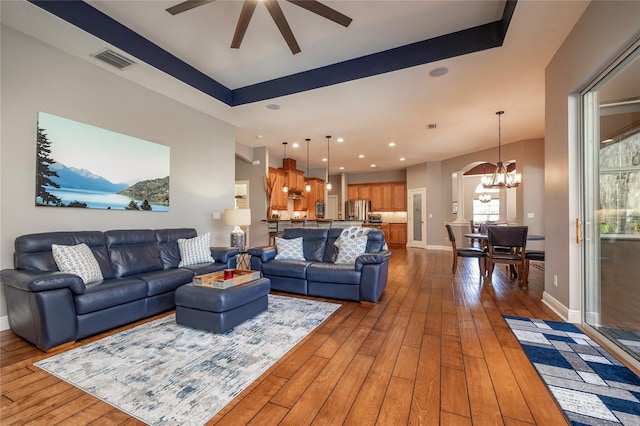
[0,228,238,351]
[248,228,391,303]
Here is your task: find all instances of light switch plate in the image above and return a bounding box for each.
[212,212,221,220]
[527,212,534,218]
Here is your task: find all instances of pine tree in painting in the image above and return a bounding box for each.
[141,200,153,211]
[36,127,62,206]
[125,200,140,210]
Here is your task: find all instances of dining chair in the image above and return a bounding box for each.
[486,226,528,286]
[266,219,281,245]
[523,250,545,287]
[445,224,486,276]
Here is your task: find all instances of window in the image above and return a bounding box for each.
[473,199,499,224]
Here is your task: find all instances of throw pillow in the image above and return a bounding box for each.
[334,227,370,248]
[178,233,214,267]
[335,235,369,265]
[274,237,306,261]
[51,243,104,284]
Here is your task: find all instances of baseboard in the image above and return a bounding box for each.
[0,315,9,331]
[542,291,581,323]
[428,244,451,251]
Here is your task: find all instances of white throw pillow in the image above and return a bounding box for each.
[335,235,369,265]
[178,233,214,267]
[274,237,306,261]
[334,227,370,248]
[52,243,103,284]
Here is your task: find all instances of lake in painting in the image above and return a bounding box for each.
[42,188,169,211]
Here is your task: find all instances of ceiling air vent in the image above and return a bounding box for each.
[93,49,136,70]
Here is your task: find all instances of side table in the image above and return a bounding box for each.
[236,250,250,269]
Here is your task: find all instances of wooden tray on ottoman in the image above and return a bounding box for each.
[193,269,261,289]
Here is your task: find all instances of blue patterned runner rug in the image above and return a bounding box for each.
[35,295,341,425]
[504,315,640,425]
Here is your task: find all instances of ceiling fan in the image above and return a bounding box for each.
[166,0,352,54]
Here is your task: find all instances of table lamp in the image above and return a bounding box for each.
[224,208,251,251]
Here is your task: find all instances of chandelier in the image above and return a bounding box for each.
[482,111,522,188]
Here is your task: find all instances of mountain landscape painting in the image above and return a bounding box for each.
[36,111,170,211]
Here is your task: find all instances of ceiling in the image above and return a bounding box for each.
[1,0,590,174]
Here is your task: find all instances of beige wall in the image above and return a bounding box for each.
[544,1,640,319]
[0,27,236,318]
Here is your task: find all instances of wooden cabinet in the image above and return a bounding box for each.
[347,185,359,201]
[391,182,407,210]
[363,223,390,243]
[268,167,288,210]
[348,181,406,211]
[294,178,324,219]
[285,169,305,192]
[389,223,407,245]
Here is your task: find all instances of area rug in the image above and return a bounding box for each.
[35,295,341,426]
[504,315,640,425]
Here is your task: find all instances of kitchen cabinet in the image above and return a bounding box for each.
[268,167,288,210]
[362,223,390,243]
[391,182,407,210]
[285,169,305,192]
[294,178,324,219]
[389,223,407,245]
[348,181,406,212]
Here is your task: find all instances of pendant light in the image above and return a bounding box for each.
[482,111,522,189]
[305,138,312,192]
[325,135,332,191]
[281,142,288,193]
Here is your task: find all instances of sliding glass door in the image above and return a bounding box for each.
[582,40,640,363]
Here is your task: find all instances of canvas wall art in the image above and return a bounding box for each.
[36,112,170,211]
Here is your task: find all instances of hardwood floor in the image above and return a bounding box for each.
[1,247,571,425]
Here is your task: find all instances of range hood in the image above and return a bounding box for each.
[288,191,305,200]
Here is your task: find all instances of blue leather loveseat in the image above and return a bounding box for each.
[0,228,238,351]
[248,228,391,303]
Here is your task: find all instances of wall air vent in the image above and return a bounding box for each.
[93,49,136,70]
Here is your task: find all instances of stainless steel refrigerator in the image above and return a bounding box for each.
[345,200,371,221]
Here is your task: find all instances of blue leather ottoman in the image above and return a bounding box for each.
[174,277,271,333]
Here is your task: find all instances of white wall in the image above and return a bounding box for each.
[544,1,640,319]
[0,26,237,318]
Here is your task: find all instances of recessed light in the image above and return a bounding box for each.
[339,166,344,170]
[358,154,365,158]
[388,142,396,147]
[370,164,377,168]
[266,104,280,110]
[337,138,344,143]
[257,135,263,139]
[292,142,299,148]
[400,157,406,161]
[322,157,327,162]
[429,67,448,77]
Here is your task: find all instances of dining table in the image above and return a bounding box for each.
[464,233,545,241]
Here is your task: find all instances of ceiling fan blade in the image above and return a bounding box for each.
[286,0,352,27]
[231,0,258,49]
[264,0,301,54]
[166,0,216,15]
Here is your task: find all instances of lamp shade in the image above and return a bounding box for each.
[224,208,251,226]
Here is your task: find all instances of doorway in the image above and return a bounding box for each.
[407,188,427,249]
[326,195,338,219]
[582,40,640,365]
